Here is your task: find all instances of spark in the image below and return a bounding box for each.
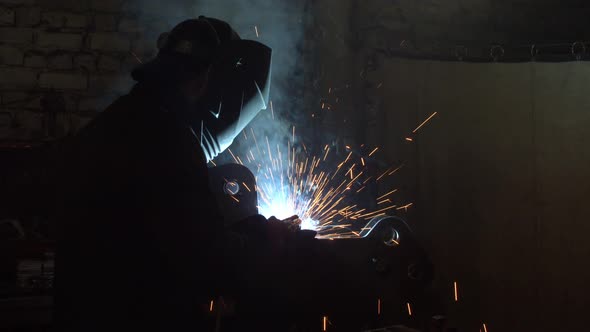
[483,323,488,332]
[209,300,214,312]
[377,189,398,201]
[270,100,275,119]
[376,167,392,182]
[214,129,400,237]
[209,160,217,166]
[406,302,412,316]
[254,25,259,38]
[344,151,352,163]
[242,182,252,192]
[377,82,383,89]
[454,281,459,302]
[323,316,327,331]
[396,203,413,211]
[369,147,379,156]
[405,137,414,142]
[361,157,365,166]
[412,111,438,133]
[250,127,261,156]
[377,298,381,315]
[228,148,239,164]
[130,51,143,64]
[388,164,404,175]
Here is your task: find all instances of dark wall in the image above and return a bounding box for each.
[308,0,590,331]
[0,0,206,141]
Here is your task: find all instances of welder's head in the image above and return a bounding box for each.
[132,16,236,86]
[132,16,272,162]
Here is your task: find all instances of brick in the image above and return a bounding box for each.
[41,11,88,29]
[39,71,88,90]
[2,92,26,105]
[131,38,157,57]
[118,17,142,33]
[90,0,125,12]
[15,6,41,27]
[89,74,133,94]
[24,53,47,67]
[0,6,14,26]
[78,95,116,112]
[93,14,116,31]
[36,0,90,12]
[0,0,35,5]
[146,19,171,34]
[73,53,96,71]
[1,92,41,109]
[0,27,33,44]
[71,114,93,131]
[89,33,130,52]
[0,111,9,130]
[122,53,144,72]
[0,45,23,65]
[48,53,73,69]
[17,110,44,135]
[37,32,82,50]
[98,55,120,72]
[0,67,38,89]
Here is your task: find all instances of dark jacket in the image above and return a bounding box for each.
[55,84,233,331]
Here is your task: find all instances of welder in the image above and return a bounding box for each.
[55,17,286,331]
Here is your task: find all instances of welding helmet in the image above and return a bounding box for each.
[132,17,272,162]
[195,39,272,162]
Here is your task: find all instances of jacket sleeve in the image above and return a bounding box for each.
[134,118,243,300]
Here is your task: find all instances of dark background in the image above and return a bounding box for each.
[2,0,590,331]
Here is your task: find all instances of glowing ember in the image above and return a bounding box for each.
[412,111,438,133]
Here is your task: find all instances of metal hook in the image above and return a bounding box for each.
[530,44,539,61]
[571,41,586,60]
[490,44,505,62]
[455,45,467,61]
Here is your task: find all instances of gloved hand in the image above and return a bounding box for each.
[230,214,298,254]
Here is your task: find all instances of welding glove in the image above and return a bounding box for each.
[231,214,292,253]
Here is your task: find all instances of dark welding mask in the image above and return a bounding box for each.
[193,39,272,162]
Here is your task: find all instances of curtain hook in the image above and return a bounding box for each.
[455,45,467,61]
[530,44,538,61]
[490,44,505,62]
[571,41,586,61]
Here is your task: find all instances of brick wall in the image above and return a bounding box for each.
[0,0,193,140]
